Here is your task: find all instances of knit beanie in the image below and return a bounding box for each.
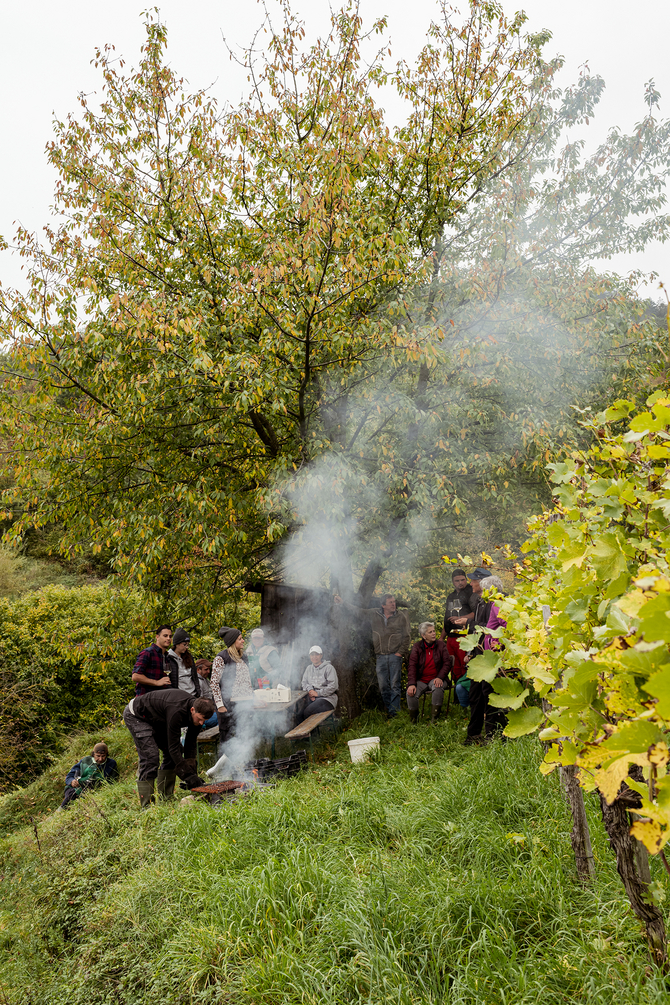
[172,627,191,647]
[218,626,241,646]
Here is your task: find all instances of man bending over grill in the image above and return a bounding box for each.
[406,622,453,724]
[123,689,216,807]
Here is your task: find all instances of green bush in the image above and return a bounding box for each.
[0,583,261,791]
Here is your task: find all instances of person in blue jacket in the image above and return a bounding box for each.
[58,742,119,809]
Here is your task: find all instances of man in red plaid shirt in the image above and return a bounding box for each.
[131,625,174,697]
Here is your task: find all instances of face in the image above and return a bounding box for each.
[422,625,437,643]
[93,750,107,765]
[382,596,396,615]
[197,664,210,678]
[234,635,245,652]
[156,628,172,650]
[452,575,467,591]
[190,708,206,727]
[251,633,264,648]
[470,579,483,595]
[175,640,189,655]
[310,652,322,666]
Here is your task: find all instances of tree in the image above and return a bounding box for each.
[1,2,669,652]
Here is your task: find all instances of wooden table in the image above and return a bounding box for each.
[229,691,308,759]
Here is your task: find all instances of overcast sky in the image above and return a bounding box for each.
[1,0,668,296]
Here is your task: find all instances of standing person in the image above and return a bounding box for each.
[123,689,214,807]
[58,742,119,810]
[166,628,201,697]
[465,575,507,744]
[131,625,173,697]
[210,627,254,744]
[440,568,482,688]
[298,646,339,722]
[406,622,454,724]
[333,593,410,718]
[195,658,218,728]
[246,628,281,687]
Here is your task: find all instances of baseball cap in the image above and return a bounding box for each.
[309,645,323,655]
[468,567,491,581]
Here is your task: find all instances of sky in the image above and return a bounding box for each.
[1,0,669,296]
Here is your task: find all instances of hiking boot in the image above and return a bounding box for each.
[409,709,419,724]
[463,734,483,746]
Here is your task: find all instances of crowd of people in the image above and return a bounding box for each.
[60,568,505,809]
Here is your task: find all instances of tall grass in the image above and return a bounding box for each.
[0,712,668,1003]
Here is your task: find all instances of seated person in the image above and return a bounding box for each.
[406,622,454,724]
[59,742,119,810]
[298,646,338,722]
[246,628,282,686]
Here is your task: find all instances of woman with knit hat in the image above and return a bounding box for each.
[211,627,254,744]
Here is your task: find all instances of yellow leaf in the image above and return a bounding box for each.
[630,819,664,854]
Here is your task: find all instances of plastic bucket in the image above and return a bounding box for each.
[347,736,380,763]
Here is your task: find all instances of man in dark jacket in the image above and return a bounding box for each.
[122,689,215,807]
[333,593,410,717]
[406,622,454,724]
[58,742,118,809]
[131,625,174,697]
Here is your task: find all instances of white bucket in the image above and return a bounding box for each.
[347,736,380,763]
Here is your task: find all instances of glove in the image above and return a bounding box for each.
[184,773,205,790]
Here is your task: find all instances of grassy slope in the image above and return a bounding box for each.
[0,713,668,1005]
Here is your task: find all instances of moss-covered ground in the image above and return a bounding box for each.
[0,710,668,1004]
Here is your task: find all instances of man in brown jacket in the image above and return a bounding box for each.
[334,593,410,717]
[407,622,454,724]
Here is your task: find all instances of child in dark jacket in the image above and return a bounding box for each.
[59,742,119,809]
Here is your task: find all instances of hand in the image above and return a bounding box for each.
[217,705,227,714]
[407,685,416,697]
[451,617,467,626]
[308,690,318,699]
[157,676,172,686]
[71,778,80,788]
[333,594,342,605]
[395,652,402,658]
[434,678,444,688]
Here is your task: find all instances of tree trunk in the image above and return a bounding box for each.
[560,764,595,882]
[600,790,666,965]
[330,560,361,721]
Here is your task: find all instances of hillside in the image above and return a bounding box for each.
[0,714,668,1004]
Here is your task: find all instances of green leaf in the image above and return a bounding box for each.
[643,666,670,717]
[590,533,627,582]
[467,651,502,682]
[503,706,544,738]
[601,720,665,753]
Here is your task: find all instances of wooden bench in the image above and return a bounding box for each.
[284,710,336,760]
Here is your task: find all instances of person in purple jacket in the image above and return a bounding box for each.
[464,575,507,744]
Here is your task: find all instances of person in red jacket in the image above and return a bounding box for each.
[406,622,454,724]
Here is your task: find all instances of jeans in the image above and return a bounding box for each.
[376,654,402,715]
[455,681,470,708]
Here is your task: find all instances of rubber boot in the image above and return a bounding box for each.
[156,769,177,800]
[409,708,419,724]
[137,779,155,809]
[431,705,441,724]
